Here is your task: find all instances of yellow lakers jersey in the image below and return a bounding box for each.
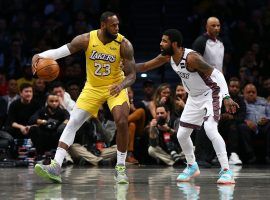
[85,30,125,87]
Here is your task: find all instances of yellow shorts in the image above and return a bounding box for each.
[76,83,129,117]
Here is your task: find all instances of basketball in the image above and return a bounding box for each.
[35,58,60,81]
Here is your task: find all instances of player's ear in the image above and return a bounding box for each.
[100,21,106,29]
[172,41,178,48]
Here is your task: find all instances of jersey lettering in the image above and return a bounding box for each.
[176,71,190,79]
[90,50,116,63]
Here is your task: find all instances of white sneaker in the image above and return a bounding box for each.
[229,153,242,165]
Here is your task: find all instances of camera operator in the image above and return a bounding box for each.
[147,104,182,166]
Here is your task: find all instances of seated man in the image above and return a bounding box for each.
[69,117,117,166]
[29,93,70,156]
[218,77,247,165]
[147,104,182,166]
[241,83,270,163]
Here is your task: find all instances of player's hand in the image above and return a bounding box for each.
[31,54,42,75]
[109,84,123,97]
[221,113,234,120]
[224,98,239,114]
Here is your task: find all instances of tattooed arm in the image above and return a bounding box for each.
[110,38,136,96]
[186,52,214,75]
[187,52,239,113]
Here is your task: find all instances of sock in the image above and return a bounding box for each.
[185,154,196,165]
[117,150,127,166]
[54,147,67,167]
[217,152,230,170]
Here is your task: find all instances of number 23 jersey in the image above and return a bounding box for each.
[85,30,125,87]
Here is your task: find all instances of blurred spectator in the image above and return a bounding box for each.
[5,83,39,139]
[66,81,81,101]
[0,70,8,95]
[32,78,47,108]
[259,77,270,102]
[174,83,187,118]
[69,117,117,166]
[242,83,270,163]
[149,83,174,119]
[29,93,69,155]
[140,79,155,124]
[5,39,28,78]
[17,63,36,89]
[50,81,75,113]
[0,78,19,128]
[219,77,247,165]
[126,87,145,164]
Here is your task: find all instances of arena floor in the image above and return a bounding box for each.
[0,165,269,199]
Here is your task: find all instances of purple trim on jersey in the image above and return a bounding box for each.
[180,121,201,130]
[198,72,221,122]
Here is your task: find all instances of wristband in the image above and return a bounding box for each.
[223,96,231,100]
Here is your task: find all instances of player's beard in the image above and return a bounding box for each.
[161,45,174,56]
[105,29,117,40]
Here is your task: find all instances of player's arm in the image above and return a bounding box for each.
[136,54,169,72]
[120,38,136,88]
[32,33,89,74]
[110,38,136,96]
[187,52,239,113]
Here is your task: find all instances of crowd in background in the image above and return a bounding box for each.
[0,0,270,167]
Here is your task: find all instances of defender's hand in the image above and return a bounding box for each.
[224,98,239,114]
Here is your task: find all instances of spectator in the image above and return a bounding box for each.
[5,83,39,139]
[174,83,187,118]
[69,117,117,166]
[126,87,145,164]
[219,77,247,165]
[29,93,69,155]
[32,78,47,108]
[149,83,174,119]
[0,70,8,96]
[50,81,75,113]
[17,63,36,89]
[242,83,270,164]
[66,81,82,101]
[259,77,270,102]
[0,78,20,128]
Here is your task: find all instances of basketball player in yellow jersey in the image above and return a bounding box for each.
[31,11,136,184]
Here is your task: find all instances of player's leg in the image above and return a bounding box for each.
[176,126,200,181]
[204,116,235,184]
[35,84,103,183]
[35,106,91,183]
[108,89,130,184]
[176,96,204,182]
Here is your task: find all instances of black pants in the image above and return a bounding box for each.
[29,126,62,155]
[239,121,270,159]
[219,120,240,154]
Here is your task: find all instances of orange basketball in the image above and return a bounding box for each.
[35,58,60,81]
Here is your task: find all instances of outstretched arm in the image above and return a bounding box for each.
[136,54,169,72]
[110,38,136,96]
[32,33,89,74]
